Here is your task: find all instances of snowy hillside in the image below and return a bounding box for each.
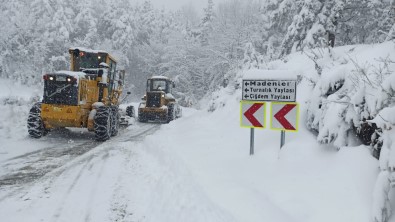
[1,42,394,221]
[206,41,395,222]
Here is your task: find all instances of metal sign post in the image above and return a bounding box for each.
[250,128,255,155]
[240,101,265,156]
[270,102,299,149]
[280,130,285,149]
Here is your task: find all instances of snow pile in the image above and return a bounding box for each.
[205,41,395,221]
[371,106,395,222]
[0,78,41,141]
[284,43,395,222]
[138,80,378,221]
[301,42,395,149]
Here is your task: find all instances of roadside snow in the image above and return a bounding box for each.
[0,78,47,161]
[139,84,378,222]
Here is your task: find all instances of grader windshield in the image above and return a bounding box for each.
[69,48,116,72]
[72,51,107,71]
[147,78,172,93]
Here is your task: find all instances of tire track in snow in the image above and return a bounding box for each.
[0,139,100,186]
[0,123,157,188]
[118,122,161,142]
[0,123,158,198]
[51,155,95,221]
[108,146,135,222]
[0,122,161,221]
[84,151,111,222]
[0,141,100,202]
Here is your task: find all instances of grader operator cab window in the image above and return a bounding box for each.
[74,51,106,71]
[149,79,168,92]
[43,74,78,105]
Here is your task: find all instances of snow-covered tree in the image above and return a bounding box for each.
[280,0,327,55]
[265,0,301,57]
[73,1,99,48]
[199,0,215,46]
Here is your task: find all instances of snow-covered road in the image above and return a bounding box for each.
[0,122,165,221]
[0,123,160,186]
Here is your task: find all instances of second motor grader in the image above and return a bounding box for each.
[138,76,182,123]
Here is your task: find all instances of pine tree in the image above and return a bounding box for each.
[73,1,99,48]
[265,0,301,57]
[280,0,325,55]
[380,0,395,41]
[199,0,215,46]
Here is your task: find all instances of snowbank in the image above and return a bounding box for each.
[206,41,395,222]
[137,73,378,221]
[0,78,41,140]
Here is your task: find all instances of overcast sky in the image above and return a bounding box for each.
[133,0,221,12]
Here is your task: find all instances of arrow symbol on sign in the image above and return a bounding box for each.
[245,82,249,86]
[244,95,249,99]
[244,88,249,92]
[274,104,296,130]
[244,103,263,127]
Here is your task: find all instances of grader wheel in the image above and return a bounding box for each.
[94,106,111,141]
[27,102,48,138]
[110,106,120,136]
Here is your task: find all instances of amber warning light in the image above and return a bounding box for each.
[43,74,77,83]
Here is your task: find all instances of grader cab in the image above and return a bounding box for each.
[27,48,127,141]
[138,76,182,123]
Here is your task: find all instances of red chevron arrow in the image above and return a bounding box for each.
[244,103,263,127]
[274,104,296,130]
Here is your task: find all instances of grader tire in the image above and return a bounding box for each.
[94,106,111,141]
[110,106,120,136]
[27,102,47,138]
[166,104,175,123]
[138,111,147,123]
[138,115,147,123]
[126,106,135,118]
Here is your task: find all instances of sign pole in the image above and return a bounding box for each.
[280,130,285,148]
[250,128,254,155]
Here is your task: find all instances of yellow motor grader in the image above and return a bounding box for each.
[138,76,182,123]
[27,48,128,141]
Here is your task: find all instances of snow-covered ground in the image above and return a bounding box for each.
[0,79,46,161]
[0,42,392,222]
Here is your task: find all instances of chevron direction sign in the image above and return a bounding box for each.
[270,102,299,132]
[240,101,265,128]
